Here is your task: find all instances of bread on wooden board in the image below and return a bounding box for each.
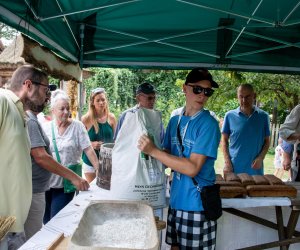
[252,175,269,185]
[246,185,297,198]
[224,173,240,182]
[216,180,242,187]
[264,174,284,185]
[237,173,255,186]
[220,186,247,198]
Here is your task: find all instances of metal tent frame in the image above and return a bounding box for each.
[0,0,300,72]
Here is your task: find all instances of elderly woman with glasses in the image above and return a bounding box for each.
[81,87,117,183]
[42,90,99,223]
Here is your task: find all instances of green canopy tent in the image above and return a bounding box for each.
[0,0,300,73]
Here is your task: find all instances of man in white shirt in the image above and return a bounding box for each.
[279,104,300,180]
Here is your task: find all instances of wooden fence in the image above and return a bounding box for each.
[270,123,281,148]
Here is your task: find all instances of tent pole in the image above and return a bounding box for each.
[283,2,300,24]
[24,0,39,20]
[0,6,77,62]
[225,0,264,56]
[78,24,85,121]
[228,28,300,49]
[39,0,141,22]
[54,1,80,49]
[176,0,274,26]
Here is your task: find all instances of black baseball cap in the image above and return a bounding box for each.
[136,82,156,95]
[185,68,219,88]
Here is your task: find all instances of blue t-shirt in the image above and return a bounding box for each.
[282,140,294,155]
[163,109,220,211]
[222,106,270,175]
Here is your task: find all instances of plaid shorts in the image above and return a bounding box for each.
[166,208,217,250]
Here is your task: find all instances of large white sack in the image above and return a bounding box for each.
[111,108,166,209]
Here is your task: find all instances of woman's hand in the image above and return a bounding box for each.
[91,141,103,150]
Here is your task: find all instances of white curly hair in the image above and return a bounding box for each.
[50,89,70,109]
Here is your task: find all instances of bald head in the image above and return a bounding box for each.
[237,84,254,93]
[237,84,256,115]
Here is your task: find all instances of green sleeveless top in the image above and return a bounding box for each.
[82,121,114,166]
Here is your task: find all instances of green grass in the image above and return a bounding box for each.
[214,147,290,181]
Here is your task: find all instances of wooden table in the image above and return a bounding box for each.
[19,182,300,250]
[218,182,300,250]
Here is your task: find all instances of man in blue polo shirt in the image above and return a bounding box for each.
[138,68,221,249]
[222,84,270,175]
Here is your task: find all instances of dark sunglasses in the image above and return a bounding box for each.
[187,84,214,97]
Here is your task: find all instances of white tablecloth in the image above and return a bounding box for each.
[19,182,300,250]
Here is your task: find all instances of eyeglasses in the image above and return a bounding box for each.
[92,87,105,94]
[186,84,214,97]
[139,93,156,101]
[31,80,51,92]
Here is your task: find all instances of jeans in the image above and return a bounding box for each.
[0,233,26,250]
[43,188,74,224]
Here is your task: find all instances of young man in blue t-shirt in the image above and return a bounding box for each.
[138,68,220,249]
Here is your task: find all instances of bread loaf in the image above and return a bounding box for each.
[216,180,242,187]
[264,174,284,185]
[224,173,240,182]
[237,173,255,186]
[216,174,224,181]
[252,175,269,185]
[220,186,247,198]
[247,185,297,198]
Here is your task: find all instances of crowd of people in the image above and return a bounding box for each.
[0,64,299,250]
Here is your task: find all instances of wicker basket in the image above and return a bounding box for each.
[0,216,16,241]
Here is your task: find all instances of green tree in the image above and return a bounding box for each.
[0,22,17,41]
[82,68,139,118]
[132,69,188,125]
[207,71,299,123]
[81,68,299,128]
[206,70,242,119]
[82,68,188,126]
[241,73,300,123]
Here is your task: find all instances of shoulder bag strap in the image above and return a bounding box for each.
[51,121,61,163]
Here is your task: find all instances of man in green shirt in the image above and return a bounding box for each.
[0,65,52,249]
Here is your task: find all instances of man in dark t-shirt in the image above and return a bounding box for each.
[24,96,89,240]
